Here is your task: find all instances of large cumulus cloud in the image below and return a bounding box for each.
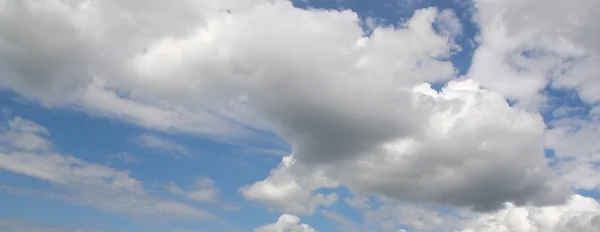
[0,0,592,223]
[243,79,570,213]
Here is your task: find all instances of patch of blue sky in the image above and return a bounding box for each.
[542,87,592,122]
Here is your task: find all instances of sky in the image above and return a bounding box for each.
[0,0,599,231]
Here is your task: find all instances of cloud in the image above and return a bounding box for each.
[363,198,467,232]
[0,0,275,140]
[469,0,600,109]
[435,9,462,38]
[107,152,138,164]
[0,116,53,151]
[0,218,100,232]
[460,194,600,232]
[132,133,192,158]
[77,81,255,140]
[322,210,362,232]
[545,117,600,190]
[344,196,370,209]
[337,193,600,232]
[244,79,569,213]
[254,214,316,232]
[241,156,339,215]
[1,0,598,228]
[165,177,219,203]
[163,177,240,212]
[0,117,213,221]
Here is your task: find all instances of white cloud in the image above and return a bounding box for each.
[107,152,138,164]
[344,196,370,209]
[322,210,362,232]
[0,116,53,151]
[77,80,255,140]
[435,9,462,39]
[133,133,192,158]
[254,214,316,232]
[469,0,600,109]
[0,0,453,142]
[245,79,569,213]
[460,194,600,232]
[0,117,213,221]
[241,156,339,215]
[165,177,219,203]
[545,118,600,190]
[341,193,600,232]
[1,0,599,230]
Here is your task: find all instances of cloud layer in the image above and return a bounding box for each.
[1,0,600,231]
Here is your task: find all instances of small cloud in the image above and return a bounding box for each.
[108,152,138,164]
[344,196,370,209]
[164,177,218,203]
[435,9,463,38]
[164,181,187,196]
[163,177,239,211]
[132,133,192,158]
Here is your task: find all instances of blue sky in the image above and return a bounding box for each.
[0,0,599,231]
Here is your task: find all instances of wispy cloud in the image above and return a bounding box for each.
[164,177,239,211]
[0,218,99,232]
[322,210,362,232]
[107,152,138,164]
[0,117,213,221]
[132,134,192,158]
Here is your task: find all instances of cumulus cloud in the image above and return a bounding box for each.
[241,156,339,215]
[244,79,569,213]
[460,194,600,232]
[1,0,560,213]
[254,214,316,232]
[344,193,600,232]
[1,0,599,230]
[363,200,465,232]
[0,117,213,221]
[469,0,600,109]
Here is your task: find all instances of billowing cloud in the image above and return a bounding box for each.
[254,214,316,232]
[469,0,600,109]
[244,79,569,212]
[1,0,600,230]
[461,194,600,232]
[241,156,339,215]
